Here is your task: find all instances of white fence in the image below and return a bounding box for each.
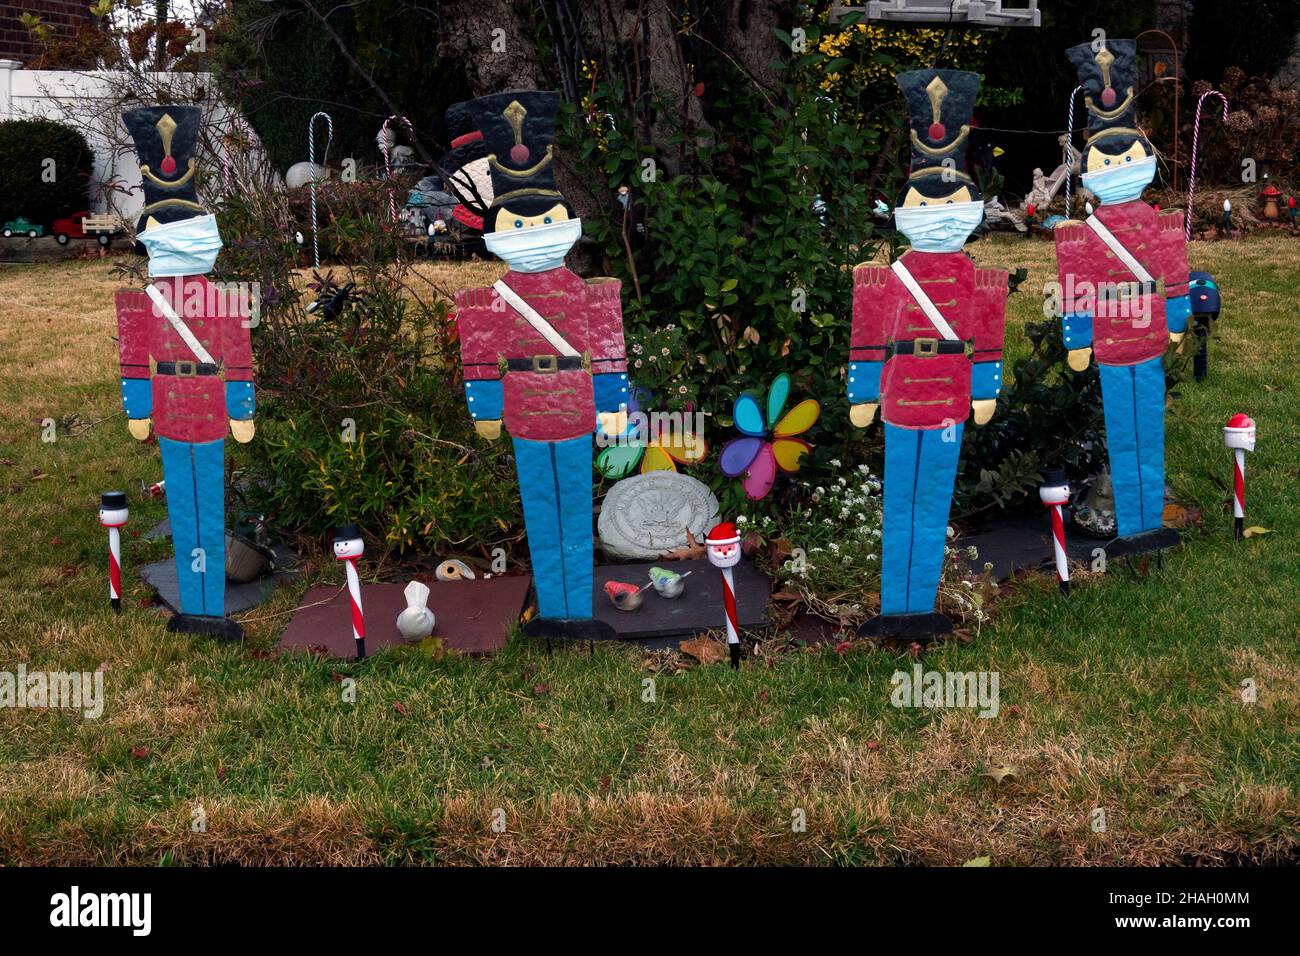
[0,61,248,220]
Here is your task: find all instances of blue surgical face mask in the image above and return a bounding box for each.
[893,199,984,253]
[138,213,223,277]
[483,217,581,272]
[1081,155,1155,206]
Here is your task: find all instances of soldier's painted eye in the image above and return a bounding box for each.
[945,199,954,204]
[1104,158,1112,166]
[543,216,553,224]
[1124,155,1132,163]
[514,219,524,229]
[919,201,928,206]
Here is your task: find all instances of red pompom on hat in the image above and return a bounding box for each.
[1226,413,1254,429]
[706,522,740,545]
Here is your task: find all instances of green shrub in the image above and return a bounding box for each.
[0,118,93,225]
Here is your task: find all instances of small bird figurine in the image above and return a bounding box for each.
[604,580,645,611]
[435,559,476,582]
[396,580,435,641]
[648,566,690,599]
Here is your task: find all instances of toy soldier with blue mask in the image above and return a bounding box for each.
[453,92,629,644]
[1054,39,1191,556]
[116,106,255,641]
[847,69,1009,641]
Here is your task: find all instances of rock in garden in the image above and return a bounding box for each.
[598,472,720,562]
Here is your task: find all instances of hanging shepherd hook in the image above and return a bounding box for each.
[221,111,253,199]
[308,111,334,270]
[1185,90,1228,243]
[1063,84,1085,218]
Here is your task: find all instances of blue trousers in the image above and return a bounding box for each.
[512,435,594,620]
[158,437,227,617]
[881,422,963,615]
[1098,358,1166,537]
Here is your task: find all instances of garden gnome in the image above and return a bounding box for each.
[116,106,255,641]
[1222,414,1256,542]
[453,91,629,644]
[1188,271,1221,382]
[1053,39,1191,556]
[332,524,366,659]
[705,522,742,669]
[847,69,1009,640]
[99,491,129,613]
[1037,469,1071,597]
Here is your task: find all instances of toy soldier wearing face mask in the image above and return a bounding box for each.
[453,92,629,643]
[847,70,1008,640]
[1054,40,1190,555]
[116,106,255,641]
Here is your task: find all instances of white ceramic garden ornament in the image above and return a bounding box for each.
[396,580,435,640]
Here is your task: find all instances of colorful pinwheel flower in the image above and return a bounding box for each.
[720,373,819,500]
[596,408,708,479]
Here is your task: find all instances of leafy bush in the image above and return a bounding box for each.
[0,119,93,224]
[570,20,901,521]
[215,176,520,558]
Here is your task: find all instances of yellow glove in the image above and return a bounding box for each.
[1170,331,1185,351]
[475,419,502,441]
[971,399,997,426]
[127,418,151,441]
[597,410,628,438]
[849,403,877,428]
[1067,347,1092,372]
[230,419,256,443]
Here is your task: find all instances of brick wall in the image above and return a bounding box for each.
[0,2,96,64]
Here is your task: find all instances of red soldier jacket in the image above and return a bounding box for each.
[1054,200,1191,365]
[848,250,1008,430]
[116,275,255,444]
[455,267,628,443]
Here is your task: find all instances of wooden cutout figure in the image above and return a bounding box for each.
[847,69,1009,641]
[453,92,628,644]
[116,106,255,641]
[1054,39,1191,558]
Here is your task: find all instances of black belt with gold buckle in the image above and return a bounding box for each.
[891,338,970,357]
[156,360,219,377]
[506,355,583,374]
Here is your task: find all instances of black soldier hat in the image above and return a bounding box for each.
[122,105,206,235]
[896,69,983,202]
[464,91,568,230]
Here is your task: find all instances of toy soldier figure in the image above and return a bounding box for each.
[847,70,1008,640]
[453,92,629,643]
[116,106,255,640]
[1054,39,1191,556]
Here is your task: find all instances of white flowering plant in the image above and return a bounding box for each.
[743,464,998,630]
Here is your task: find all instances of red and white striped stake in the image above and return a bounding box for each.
[706,522,742,669]
[332,525,366,659]
[1223,414,1255,542]
[344,558,366,659]
[1038,472,1070,597]
[99,492,129,613]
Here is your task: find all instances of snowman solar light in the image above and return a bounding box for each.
[332,524,367,659]
[99,491,130,613]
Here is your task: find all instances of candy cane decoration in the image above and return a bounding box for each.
[1185,90,1228,242]
[1063,85,1084,218]
[308,111,333,270]
[1223,414,1256,541]
[706,522,742,669]
[332,524,366,659]
[380,114,417,223]
[1038,470,1071,597]
[99,492,129,613]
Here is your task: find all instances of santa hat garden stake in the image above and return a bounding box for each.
[706,522,742,669]
[1223,415,1256,541]
[1038,470,1071,597]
